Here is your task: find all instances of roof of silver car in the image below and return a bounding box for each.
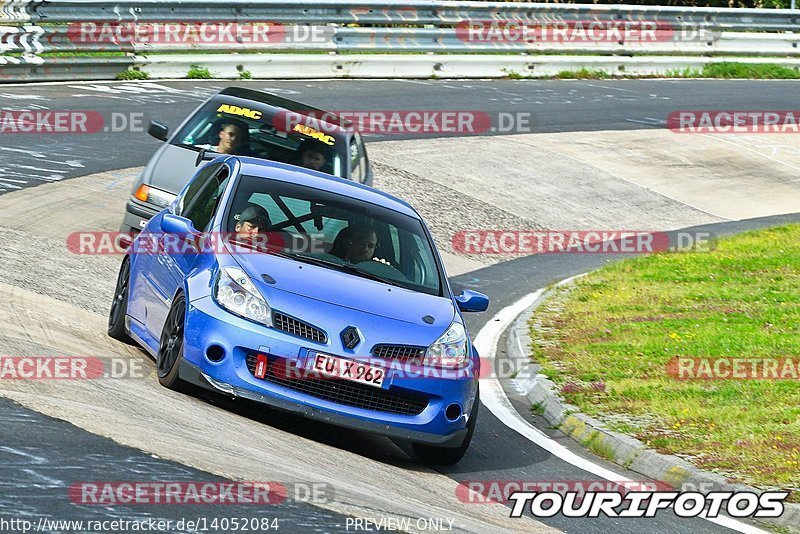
[217,87,353,131]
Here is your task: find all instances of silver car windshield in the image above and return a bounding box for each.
[173,101,346,178]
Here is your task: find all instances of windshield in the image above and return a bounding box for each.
[172,101,347,178]
[225,175,444,296]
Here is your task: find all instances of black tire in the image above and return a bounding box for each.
[156,294,188,391]
[108,257,134,344]
[412,390,479,465]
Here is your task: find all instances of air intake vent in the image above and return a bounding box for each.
[371,344,426,363]
[245,354,428,416]
[272,312,327,343]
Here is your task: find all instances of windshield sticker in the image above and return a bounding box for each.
[292,123,335,145]
[216,104,263,120]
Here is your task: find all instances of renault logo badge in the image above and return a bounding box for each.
[341,326,360,349]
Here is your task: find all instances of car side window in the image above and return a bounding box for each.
[355,134,368,182]
[412,234,437,286]
[177,164,220,216]
[388,226,401,260]
[350,134,369,183]
[181,165,230,231]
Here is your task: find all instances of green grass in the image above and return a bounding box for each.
[664,67,703,78]
[530,224,800,493]
[553,63,800,80]
[661,62,800,80]
[701,62,800,79]
[186,64,213,79]
[760,524,792,534]
[116,69,149,81]
[584,432,616,462]
[555,67,612,79]
[502,68,529,80]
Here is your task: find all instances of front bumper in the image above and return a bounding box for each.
[121,199,160,233]
[180,295,478,446]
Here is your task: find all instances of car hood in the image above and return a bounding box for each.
[143,143,201,194]
[231,250,456,329]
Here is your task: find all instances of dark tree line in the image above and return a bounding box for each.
[487,0,791,8]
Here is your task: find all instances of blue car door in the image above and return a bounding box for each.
[145,163,228,339]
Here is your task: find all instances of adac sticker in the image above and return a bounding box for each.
[292,123,335,146]
[216,104,263,120]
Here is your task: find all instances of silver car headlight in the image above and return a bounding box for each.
[424,322,468,368]
[214,266,272,327]
[133,184,176,209]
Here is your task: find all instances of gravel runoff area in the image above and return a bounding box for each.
[373,161,542,266]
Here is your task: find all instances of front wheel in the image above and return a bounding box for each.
[108,257,134,344]
[156,294,188,391]
[412,390,479,465]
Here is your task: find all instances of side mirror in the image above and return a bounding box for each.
[455,290,489,313]
[148,121,169,141]
[195,148,221,167]
[160,213,197,237]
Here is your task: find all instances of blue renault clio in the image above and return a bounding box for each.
[108,156,489,464]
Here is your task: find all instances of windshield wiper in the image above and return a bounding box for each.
[285,253,404,288]
[228,243,403,288]
[174,143,201,151]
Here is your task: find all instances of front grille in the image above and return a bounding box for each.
[272,312,327,343]
[245,354,428,416]
[371,344,426,363]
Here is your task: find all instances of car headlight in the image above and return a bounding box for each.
[214,266,272,326]
[133,184,177,209]
[425,322,468,368]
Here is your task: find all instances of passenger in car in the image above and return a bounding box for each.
[198,118,252,156]
[331,225,378,264]
[295,141,330,173]
[234,206,271,240]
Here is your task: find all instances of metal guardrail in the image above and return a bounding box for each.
[1,1,800,81]
[12,0,800,28]
[4,26,800,56]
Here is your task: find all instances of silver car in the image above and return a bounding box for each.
[121,86,373,234]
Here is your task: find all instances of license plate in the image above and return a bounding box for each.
[311,353,385,388]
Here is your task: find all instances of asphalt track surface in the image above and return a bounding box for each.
[1,80,796,533]
[0,397,351,532]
